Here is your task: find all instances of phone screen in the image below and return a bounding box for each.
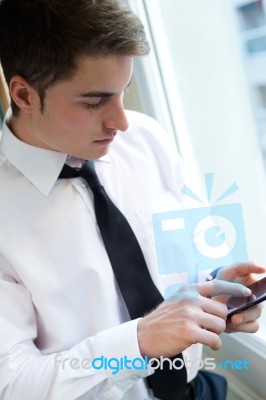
[227,276,266,317]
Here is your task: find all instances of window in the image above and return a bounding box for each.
[237,0,266,32]
[234,1,266,171]
[127,1,266,398]
[0,102,4,129]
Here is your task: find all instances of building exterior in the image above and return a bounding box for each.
[233,0,266,164]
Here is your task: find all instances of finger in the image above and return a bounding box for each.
[219,263,266,281]
[200,296,228,320]
[195,327,222,350]
[226,319,260,334]
[229,303,263,326]
[198,313,226,334]
[198,280,251,298]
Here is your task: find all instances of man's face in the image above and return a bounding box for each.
[25,55,133,160]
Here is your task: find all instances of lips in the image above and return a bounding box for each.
[93,137,114,145]
[93,132,116,145]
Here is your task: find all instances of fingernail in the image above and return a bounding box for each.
[244,288,251,296]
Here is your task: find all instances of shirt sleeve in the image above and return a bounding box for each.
[0,255,152,400]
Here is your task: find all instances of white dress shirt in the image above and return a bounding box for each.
[0,109,202,400]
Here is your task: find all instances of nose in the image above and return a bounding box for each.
[103,97,129,132]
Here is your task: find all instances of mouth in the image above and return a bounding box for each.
[93,138,114,145]
[93,133,117,146]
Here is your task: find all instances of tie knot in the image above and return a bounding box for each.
[59,160,102,190]
[80,161,102,190]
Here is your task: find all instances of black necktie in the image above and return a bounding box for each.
[59,160,187,400]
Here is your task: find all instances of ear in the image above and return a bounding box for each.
[9,75,38,113]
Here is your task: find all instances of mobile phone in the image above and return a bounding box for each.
[227,276,266,318]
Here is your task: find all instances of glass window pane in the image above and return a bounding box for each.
[237,1,266,31]
[0,100,4,129]
[246,34,266,53]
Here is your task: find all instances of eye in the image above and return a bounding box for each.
[83,97,103,110]
[83,96,111,111]
[84,102,102,110]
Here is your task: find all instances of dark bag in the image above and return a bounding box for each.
[192,370,227,400]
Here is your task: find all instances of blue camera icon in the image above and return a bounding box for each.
[152,203,248,297]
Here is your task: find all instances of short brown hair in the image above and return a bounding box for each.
[0,0,149,115]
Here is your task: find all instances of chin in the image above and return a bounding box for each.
[82,147,110,161]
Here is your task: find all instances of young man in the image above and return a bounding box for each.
[0,1,265,399]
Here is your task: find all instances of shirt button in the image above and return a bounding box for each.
[81,182,87,188]
[131,376,138,381]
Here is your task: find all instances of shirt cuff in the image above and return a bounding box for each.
[95,318,153,395]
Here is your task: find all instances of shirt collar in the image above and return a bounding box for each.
[1,109,111,196]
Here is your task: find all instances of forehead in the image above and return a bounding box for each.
[65,55,133,92]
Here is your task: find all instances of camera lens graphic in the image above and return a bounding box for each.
[193,215,237,259]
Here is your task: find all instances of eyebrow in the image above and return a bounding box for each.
[79,91,113,98]
[78,77,132,98]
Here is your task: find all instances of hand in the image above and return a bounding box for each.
[137,280,251,358]
[214,262,266,333]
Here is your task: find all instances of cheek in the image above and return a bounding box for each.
[53,106,100,132]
